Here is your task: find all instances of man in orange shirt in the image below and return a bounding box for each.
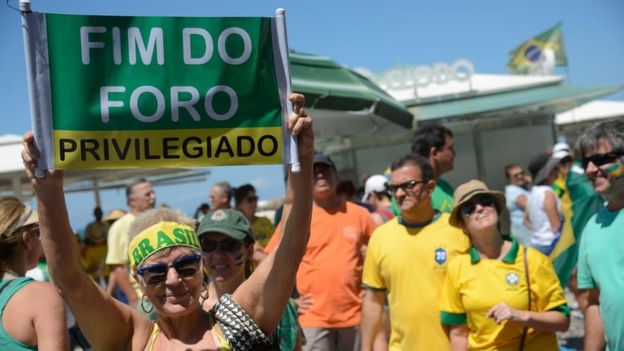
[266,153,375,351]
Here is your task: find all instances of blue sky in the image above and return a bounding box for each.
[1,0,623,232]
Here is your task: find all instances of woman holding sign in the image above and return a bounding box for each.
[21,94,313,351]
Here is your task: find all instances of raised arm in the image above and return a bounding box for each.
[21,132,147,350]
[233,93,313,335]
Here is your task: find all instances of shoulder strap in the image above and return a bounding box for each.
[0,280,15,301]
[146,323,159,351]
[519,247,531,351]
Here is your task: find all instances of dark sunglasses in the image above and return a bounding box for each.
[460,196,496,215]
[385,179,427,195]
[136,254,202,286]
[201,238,243,253]
[245,196,259,203]
[581,151,623,170]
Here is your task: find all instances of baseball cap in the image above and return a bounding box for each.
[552,142,572,160]
[529,153,560,185]
[197,209,254,243]
[313,153,336,170]
[361,175,389,202]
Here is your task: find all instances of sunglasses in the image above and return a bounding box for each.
[385,179,427,195]
[136,254,202,286]
[581,151,623,170]
[201,238,243,253]
[245,196,259,203]
[460,196,496,215]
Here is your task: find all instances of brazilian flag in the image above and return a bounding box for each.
[507,23,568,74]
[549,166,603,286]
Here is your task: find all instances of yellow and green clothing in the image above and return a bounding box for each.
[82,243,109,282]
[432,178,454,213]
[145,294,271,350]
[440,240,569,351]
[250,216,274,248]
[363,213,470,350]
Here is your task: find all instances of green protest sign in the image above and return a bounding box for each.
[22,13,291,169]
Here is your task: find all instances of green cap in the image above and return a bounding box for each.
[197,209,254,242]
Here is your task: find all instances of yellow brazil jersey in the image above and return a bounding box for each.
[440,240,569,351]
[362,212,471,351]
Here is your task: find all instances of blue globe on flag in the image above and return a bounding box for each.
[524,45,542,63]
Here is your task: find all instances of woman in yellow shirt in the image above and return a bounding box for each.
[440,180,570,351]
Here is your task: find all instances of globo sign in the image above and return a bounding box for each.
[379,59,475,89]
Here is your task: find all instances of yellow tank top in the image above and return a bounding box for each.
[146,322,230,351]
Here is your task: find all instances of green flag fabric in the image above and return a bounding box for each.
[507,23,567,74]
[550,167,603,286]
[23,13,290,170]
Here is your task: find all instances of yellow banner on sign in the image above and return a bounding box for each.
[54,127,283,169]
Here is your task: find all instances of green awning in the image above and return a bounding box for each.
[290,52,413,129]
[409,84,623,122]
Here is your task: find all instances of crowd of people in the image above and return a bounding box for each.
[1,106,623,350]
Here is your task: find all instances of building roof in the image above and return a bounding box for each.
[409,83,623,123]
[555,99,624,125]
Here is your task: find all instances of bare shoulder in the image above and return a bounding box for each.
[18,281,63,306]
[130,309,156,350]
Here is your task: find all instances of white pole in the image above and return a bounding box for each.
[274,8,300,173]
[20,0,47,178]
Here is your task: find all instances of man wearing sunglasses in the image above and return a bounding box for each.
[576,120,624,351]
[361,154,470,351]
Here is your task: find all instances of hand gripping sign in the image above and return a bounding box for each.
[21,5,298,172]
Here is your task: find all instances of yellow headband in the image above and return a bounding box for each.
[128,221,201,270]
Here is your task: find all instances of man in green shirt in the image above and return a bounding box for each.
[411,124,456,213]
[576,119,624,351]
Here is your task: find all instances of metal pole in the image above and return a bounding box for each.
[472,121,487,182]
[21,0,53,178]
[274,8,300,173]
[92,178,102,209]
